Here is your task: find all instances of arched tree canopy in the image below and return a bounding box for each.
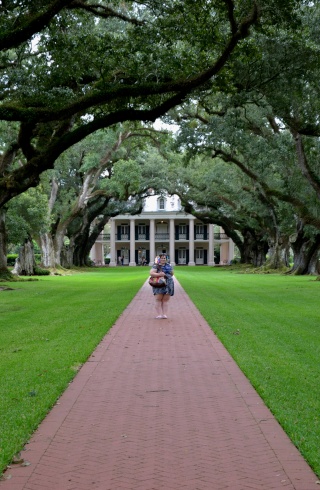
[0,0,302,207]
[2,1,320,274]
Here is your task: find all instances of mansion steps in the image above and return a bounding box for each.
[90,195,235,266]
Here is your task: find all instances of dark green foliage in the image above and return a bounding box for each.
[0,0,299,208]
[6,254,18,266]
[33,266,50,276]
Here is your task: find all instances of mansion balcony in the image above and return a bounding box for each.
[94,232,229,245]
[111,232,229,242]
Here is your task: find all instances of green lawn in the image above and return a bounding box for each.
[1,266,320,477]
[0,267,147,474]
[175,266,320,477]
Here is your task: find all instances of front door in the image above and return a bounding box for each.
[195,248,204,265]
[178,248,186,265]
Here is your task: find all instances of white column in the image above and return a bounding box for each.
[109,219,116,267]
[89,244,97,264]
[228,239,235,263]
[129,218,136,266]
[149,219,155,265]
[208,224,215,266]
[100,243,105,265]
[169,219,175,265]
[188,218,195,266]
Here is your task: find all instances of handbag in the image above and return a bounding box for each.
[149,264,168,288]
[149,276,167,288]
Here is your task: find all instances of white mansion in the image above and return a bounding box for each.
[90,194,235,266]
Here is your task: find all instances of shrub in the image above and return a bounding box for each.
[7,254,18,266]
[34,266,50,276]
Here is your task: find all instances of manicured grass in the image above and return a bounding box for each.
[175,266,320,477]
[1,266,320,478]
[0,267,147,474]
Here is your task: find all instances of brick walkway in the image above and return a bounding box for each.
[1,280,318,490]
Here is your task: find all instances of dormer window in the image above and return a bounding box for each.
[158,197,166,210]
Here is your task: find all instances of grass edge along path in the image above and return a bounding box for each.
[175,266,320,478]
[1,266,320,479]
[0,267,147,475]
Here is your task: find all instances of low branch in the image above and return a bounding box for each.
[0,92,187,206]
[265,188,320,230]
[0,142,19,174]
[213,147,320,232]
[225,0,238,35]
[291,129,320,200]
[68,1,144,26]
[0,2,259,123]
[213,148,262,184]
[0,0,75,51]
[181,197,244,251]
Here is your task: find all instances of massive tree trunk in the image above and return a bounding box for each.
[39,233,55,268]
[264,240,289,270]
[265,244,283,269]
[73,230,91,267]
[60,240,74,268]
[72,214,110,267]
[53,228,66,267]
[263,208,289,269]
[0,207,8,273]
[291,241,320,275]
[282,243,291,268]
[291,242,313,275]
[12,238,36,276]
[241,229,269,266]
[39,226,69,268]
[307,248,320,275]
[289,225,320,275]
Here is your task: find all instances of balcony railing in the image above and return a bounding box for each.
[214,233,229,240]
[105,232,229,241]
[155,233,170,240]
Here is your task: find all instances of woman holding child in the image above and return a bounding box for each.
[150,253,174,319]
